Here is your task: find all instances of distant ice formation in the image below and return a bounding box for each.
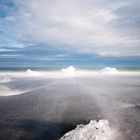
[0,73,11,83]
[60,120,112,140]
[26,69,40,75]
[62,66,76,74]
[26,69,35,73]
[99,67,119,74]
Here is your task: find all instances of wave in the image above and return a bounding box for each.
[0,73,11,83]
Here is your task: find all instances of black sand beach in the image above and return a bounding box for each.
[0,73,140,140]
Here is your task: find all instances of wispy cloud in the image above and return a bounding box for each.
[0,54,22,58]
[1,0,140,57]
[0,48,18,52]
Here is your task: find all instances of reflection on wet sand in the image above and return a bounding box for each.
[0,72,140,140]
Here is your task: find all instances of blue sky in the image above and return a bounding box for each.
[0,0,140,68]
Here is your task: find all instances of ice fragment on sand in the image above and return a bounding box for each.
[60,120,111,140]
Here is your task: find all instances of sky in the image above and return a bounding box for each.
[0,0,140,68]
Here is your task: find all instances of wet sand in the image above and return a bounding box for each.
[0,73,140,140]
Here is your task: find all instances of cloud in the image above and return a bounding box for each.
[1,0,140,57]
[0,48,17,52]
[0,54,22,58]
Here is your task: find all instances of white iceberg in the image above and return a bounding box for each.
[26,69,35,73]
[26,69,39,75]
[59,120,112,140]
[0,73,11,83]
[26,69,45,76]
[99,67,119,74]
[62,66,76,74]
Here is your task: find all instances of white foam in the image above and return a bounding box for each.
[0,85,26,96]
[99,67,119,74]
[0,73,11,83]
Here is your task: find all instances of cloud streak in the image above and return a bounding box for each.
[1,0,140,57]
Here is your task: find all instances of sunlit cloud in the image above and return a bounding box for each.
[0,0,137,57]
[0,0,140,69]
[0,54,22,58]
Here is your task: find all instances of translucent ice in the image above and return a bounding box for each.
[62,66,76,74]
[60,120,112,140]
[99,67,119,74]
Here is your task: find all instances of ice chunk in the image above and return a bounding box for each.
[26,69,40,75]
[62,66,76,74]
[26,69,35,73]
[0,73,11,83]
[99,67,119,74]
[59,120,111,140]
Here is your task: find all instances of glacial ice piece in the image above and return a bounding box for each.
[26,69,38,74]
[26,69,42,76]
[59,120,111,140]
[26,69,34,73]
[99,67,119,74]
[62,66,76,74]
[26,69,43,76]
